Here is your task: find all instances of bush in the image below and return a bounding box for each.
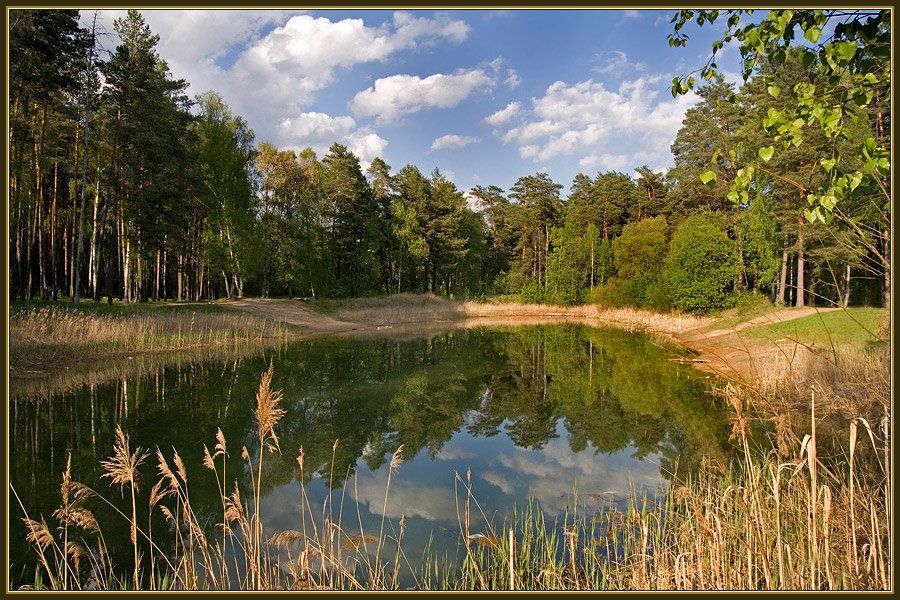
[609,217,669,307]
[613,217,668,279]
[589,280,626,307]
[491,270,527,296]
[664,212,739,312]
[646,279,673,312]
[519,278,545,303]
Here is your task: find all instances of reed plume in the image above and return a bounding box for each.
[100,425,148,589]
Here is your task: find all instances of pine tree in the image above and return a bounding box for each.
[322,143,378,297]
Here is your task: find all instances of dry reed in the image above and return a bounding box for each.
[10,305,293,376]
[323,293,707,334]
[12,357,891,590]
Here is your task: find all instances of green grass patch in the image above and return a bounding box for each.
[708,293,777,330]
[743,307,888,349]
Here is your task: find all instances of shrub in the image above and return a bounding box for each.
[612,216,668,279]
[519,278,545,303]
[609,217,669,307]
[589,279,627,308]
[664,211,740,312]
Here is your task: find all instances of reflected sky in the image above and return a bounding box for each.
[10,324,730,587]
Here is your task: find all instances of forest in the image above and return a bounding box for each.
[9,10,891,313]
[7,8,892,592]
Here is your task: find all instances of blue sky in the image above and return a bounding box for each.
[85,9,742,198]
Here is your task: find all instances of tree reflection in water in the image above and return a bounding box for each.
[10,324,731,585]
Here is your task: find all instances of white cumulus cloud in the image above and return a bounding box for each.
[483,101,522,126]
[278,112,388,167]
[431,134,480,151]
[86,10,470,144]
[504,69,522,89]
[351,67,495,123]
[497,76,698,167]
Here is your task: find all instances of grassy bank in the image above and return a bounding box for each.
[9,300,294,374]
[12,357,890,590]
[743,308,889,350]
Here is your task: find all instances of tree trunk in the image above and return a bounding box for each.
[176,254,184,302]
[73,26,94,304]
[36,174,46,299]
[123,238,131,303]
[842,264,852,308]
[106,201,115,304]
[787,254,795,306]
[777,245,789,305]
[590,231,595,290]
[154,249,161,300]
[88,170,101,300]
[808,271,816,307]
[796,226,805,308]
[50,162,58,301]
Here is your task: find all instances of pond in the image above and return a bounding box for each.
[9,324,732,588]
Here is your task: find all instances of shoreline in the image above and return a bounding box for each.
[9,295,877,392]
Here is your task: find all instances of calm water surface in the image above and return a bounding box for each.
[10,324,732,586]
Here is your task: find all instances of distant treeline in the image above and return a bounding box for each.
[9,10,890,311]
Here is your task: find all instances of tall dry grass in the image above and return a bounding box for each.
[426,401,890,590]
[323,293,707,335]
[10,305,293,372]
[12,360,890,590]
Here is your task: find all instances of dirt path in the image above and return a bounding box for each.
[223,298,361,334]
[676,307,841,383]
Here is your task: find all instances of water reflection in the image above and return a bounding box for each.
[9,324,731,586]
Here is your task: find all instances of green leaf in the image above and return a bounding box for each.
[800,48,816,68]
[699,171,718,186]
[804,26,822,43]
[758,146,775,162]
[819,158,836,172]
[834,41,857,62]
[767,85,781,98]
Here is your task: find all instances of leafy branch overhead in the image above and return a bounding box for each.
[670,9,890,223]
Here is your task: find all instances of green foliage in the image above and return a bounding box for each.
[323,143,379,297]
[8,9,888,311]
[669,9,890,222]
[567,172,633,239]
[102,11,194,260]
[664,212,739,312]
[666,80,742,218]
[509,173,563,287]
[633,166,668,220]
[192,92,257,297]
[612,217,669,281]
[545,222,591,305]
[519,278,545,304]
[739,195,781,292]
[595,217,670,309]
